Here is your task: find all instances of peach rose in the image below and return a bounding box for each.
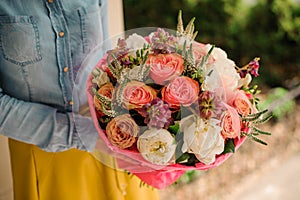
[228,90,256,117]
[147,53,184,85]
[106,114,139,149]
[94,82,114,117]
[121,81,157,110]
[162,76,199,109]
[221,104,241,139]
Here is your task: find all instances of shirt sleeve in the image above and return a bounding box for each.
[0,86,98,152]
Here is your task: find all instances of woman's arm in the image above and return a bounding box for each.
[0,86,98,152]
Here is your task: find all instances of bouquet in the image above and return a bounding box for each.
[86,11,271,189]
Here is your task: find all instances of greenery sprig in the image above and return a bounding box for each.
[241,109,272,145]
[136,43,150,65]
[177,10,198,40]
[92,87,117,117]
[115,78,129,106]
[106,54,121,80]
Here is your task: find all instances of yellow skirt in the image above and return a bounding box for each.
[8,139,159,200]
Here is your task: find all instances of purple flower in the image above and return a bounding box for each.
[239,69,248,79]
[141,98,173,129]
[198,91,224,120]
[107,38,129,59]
[238,57,260,78]
[150,28,177,54]
[248,58,260,77]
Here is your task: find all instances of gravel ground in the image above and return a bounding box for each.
[159,104,300,200]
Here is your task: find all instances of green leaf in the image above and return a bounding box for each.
[251,127,272,135]
[176,152,190,163]
[243,109,268,121]
[249,135,268,145]
[168,123,180,135]
[197,45,214,73]
[174,131,187,163]
[253,114,273,124]
[185,154,199,166]
[222,139,235,154]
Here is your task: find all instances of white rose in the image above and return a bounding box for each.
[125,33,148,50]
[180,115,224,165]
[206,45,228,60]
[137,128,176,165]
[202,45,240,93]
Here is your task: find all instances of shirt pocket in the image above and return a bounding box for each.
[0,16,42,66]
[78,5,103,54]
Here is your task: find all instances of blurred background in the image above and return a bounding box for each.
[122,0,300,199]
[123,0,300,89]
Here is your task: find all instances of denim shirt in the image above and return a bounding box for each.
[0,0,109,152]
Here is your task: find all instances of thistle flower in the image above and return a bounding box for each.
[141,98,173,129]
[198,91,224,119]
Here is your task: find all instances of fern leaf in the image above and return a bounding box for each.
[253,114,273,125]
[100,103,117,117]
[249,134,268,145]
[244,109,268,121]
[106,55,118,79]
[251,127,272,135]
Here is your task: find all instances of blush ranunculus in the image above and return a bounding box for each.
[94,82,114,117]
[106,114,139,149]
[121,81,157,110]
[162,76,199,109]
[147,53,184,85]
[221,104,241,139]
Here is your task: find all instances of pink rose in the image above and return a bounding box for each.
[106,114,139,149]
[146,53,184,85]
[121,81,157,110]
[162,76,200,109]
[221,104,241,139]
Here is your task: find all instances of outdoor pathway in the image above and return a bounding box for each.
[231,153,300,200]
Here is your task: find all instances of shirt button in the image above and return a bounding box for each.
[69,100,74,106]
[63,67,69,72]
[59,31,65,37]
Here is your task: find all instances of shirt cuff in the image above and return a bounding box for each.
[72,113,99,152]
